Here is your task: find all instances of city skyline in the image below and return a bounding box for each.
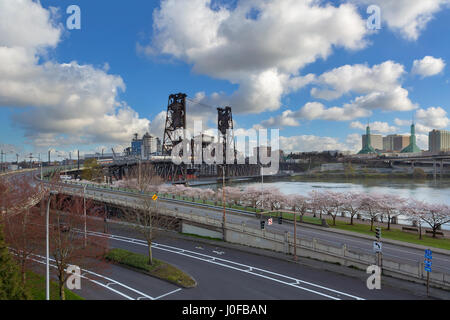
[1,0,450,159]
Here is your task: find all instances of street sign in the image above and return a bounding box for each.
[424,249,433,296]
[424,249,432,272]
[373,241,382,253]
[268,218,273,226]
[152,194,158,201]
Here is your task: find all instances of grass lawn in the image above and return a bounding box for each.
[26,271,84,300]
[105,248,196,288]
[328,220,450,251]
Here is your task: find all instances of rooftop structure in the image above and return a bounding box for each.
[401,123,421,153]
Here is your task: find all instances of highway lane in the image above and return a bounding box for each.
[56,182,450,273]
[84,225,421,300]
[27,251,183,300]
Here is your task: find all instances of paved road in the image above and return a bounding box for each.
[57,182,450,273]
[77,225,423,300]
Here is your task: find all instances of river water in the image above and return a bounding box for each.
[202,178,450,230]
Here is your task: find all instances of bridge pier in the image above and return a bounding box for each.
[434,160,437,180]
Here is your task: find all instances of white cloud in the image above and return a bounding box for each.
[0,0,61,49]
[311,61,416,112]
[351,0,450,40]
[416,107,449,129]
[280,135,349,153]
[145,0,369,114]
[350,121,397,133]
[395,107,449,134]
[412,56,446,78]
[0,0,151,148]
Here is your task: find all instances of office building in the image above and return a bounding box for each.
[383,135,409,152]
[429,129,450,154]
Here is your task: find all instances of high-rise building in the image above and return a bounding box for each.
[429,130,450,154]
[383,135,409,152]
[131,133,143,157]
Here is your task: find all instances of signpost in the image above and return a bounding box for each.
[424,249,432,296]
[374,227,382,268]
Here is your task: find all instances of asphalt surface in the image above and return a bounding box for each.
[52,223,428,301]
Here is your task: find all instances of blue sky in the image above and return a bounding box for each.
[0,0,449,160]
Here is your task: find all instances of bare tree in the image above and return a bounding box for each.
[48,192,109,300]
[121,164,178,265]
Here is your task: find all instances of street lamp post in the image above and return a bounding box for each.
[46,191,58,300]
[83,184,87,247]
[222,166,226,237]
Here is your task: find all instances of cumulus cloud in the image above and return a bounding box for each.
[395,107,449,134]
[416,107,449,129]
[351,0,450,40]
[350,121,397,133]
[0,0,151,148]
[145,0,369,114]
[412,56,446,78]
[311,61,416,112]
[279,135,349,153]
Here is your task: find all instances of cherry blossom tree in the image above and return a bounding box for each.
[359,193,383,231]
[241,187,261,210]
[419,203,450,238]
[402,199,427,239]
[286,194,309,219]
[198,188,215,204]
[308,190,324,219]
[341,192,362,225]
[379,194,403,230]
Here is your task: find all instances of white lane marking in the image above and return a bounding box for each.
[85,230,365,300]
[29,252,180,301]
[154,288,182,300]
[25,255,134,300]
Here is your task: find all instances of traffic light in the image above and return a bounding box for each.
[375,227,381,240]
[278,216,283,225]
[260,220,265,230]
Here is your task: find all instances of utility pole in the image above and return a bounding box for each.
[294,211,298,261]
[1,150,4,173]
[138,159,142,190]
[39,153,43,180]
[222,166,226,238]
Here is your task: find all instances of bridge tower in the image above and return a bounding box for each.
[217,106,236,177]
[161,93,188,182]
